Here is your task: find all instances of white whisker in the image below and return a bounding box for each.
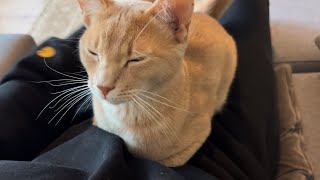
[138,92,192,113]
[133,89,182,107]
[71,95,92,122]
[85,98,93,112]
[131,95,153,121]
[133,9,165,44]
[51,85,88,95]
[68,72,87,76]
[132,95,165,146]
[47,81,87,87]
[31,79,86,83]
[48,90,90,125]
[50,87,89,109]
[53,90,90,111]
[37,86,87,119]
[54,91,91,126]
[135,95,178,145]
[66,71,88,78]
[42,58,85,80]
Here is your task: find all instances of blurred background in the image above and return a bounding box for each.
[0,0,47,34]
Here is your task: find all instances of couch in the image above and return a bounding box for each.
[0,35,36,78]
[270,0,320,179]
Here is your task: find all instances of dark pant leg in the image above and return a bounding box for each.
[220,0,278,178]
[189,0,279,179]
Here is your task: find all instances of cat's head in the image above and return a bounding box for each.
[78,0,194,104]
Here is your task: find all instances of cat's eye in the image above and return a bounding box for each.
[128,57,146,63]
[88,49,98,56]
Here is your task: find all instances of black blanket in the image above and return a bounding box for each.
[0,0,278,179]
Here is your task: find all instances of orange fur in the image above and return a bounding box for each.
[78,0,236,167]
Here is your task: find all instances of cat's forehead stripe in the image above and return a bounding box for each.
[105,9,130,49]
[103,7,138,55]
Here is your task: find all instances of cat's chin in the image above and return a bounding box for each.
[99,97,127,106]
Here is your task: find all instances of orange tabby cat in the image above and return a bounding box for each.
[78,0,237,167]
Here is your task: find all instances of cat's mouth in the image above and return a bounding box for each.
[94,89,128,105]
[89,83,133,105]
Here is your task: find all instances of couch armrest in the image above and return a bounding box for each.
[0,34,36,79]
[316,35,320,50]
[275,65,314,180]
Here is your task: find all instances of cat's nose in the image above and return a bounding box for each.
[97,85,114,97]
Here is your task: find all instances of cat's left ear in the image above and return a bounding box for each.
[78,0,109,27]
[146,0,194,43]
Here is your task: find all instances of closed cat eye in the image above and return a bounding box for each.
[128,57,145,63]
[88,49,98,56]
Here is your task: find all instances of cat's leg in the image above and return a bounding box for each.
[215,51,237,111]
[159,116,212,167]
[215,78,232,111]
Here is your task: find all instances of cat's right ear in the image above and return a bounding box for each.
[78,0,107,27]
[145,0,194,43]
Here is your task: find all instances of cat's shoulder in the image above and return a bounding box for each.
[186,13,236,61]
[191,12,221,27]
[189,12,233,46]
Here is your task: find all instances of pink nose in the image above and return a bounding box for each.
[97,85,114,97]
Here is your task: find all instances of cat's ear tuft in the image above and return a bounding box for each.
[146,0,194,43]
[78,0,108,27]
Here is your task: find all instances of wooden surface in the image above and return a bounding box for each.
[0,0,46,34]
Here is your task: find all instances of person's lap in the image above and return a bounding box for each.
[187,0,278,179]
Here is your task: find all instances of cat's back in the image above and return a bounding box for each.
[186,12,236,64]
[185,13,237,113]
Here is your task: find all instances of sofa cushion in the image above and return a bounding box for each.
[270,0,320,63]
[0,34,36,79]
